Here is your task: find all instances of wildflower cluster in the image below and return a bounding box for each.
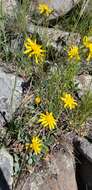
[23,11,92,155]
[24,91,78,155]
[1,0,92,178]
[22,9,92,157]
[25,111,56,154]
[67,36,92,63]
[24,35,92,66]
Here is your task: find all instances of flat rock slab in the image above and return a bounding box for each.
[0,148,13,189]
[28,23,81,50]
[17,146,78,190]
[31,0,81,19]
[0,66,23,126]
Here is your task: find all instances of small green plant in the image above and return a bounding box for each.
[14,0,30,33]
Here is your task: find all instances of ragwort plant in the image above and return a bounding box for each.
[21,31,92,155]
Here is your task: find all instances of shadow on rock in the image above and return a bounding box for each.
[0,168,10,190]
[74,138,92,190]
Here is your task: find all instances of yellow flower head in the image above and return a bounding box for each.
[83,36,92,62]
[83,36,92,47]
[38,3,53,16]
[35,96,41,105]
[68,46,80,61]
[61,93,78,110]
[24,38,45,64]
[26,136,42,155]
[86,43,92,62]
[38,111,56,130]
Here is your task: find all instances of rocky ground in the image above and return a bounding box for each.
[0,0,92,190]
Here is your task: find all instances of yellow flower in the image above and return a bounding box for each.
[38,112,56,130]
[83,36,92,61]
[35,96,41,105]
[61,93,78,110]
[38,3,53,16]
[68,46,80,60]
[25,136,42,155]
[24,38,45,64]
[83,36,92,47]
[86,43,92,61]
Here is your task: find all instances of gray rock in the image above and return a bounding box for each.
[31,0,81,19]
[10,23,80,55]
[0,66,23,126]
[75,74,92,97]
[74,137,92,190]
[17,145,78,190]
[0,148,13,189]
[28,23,81,51]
